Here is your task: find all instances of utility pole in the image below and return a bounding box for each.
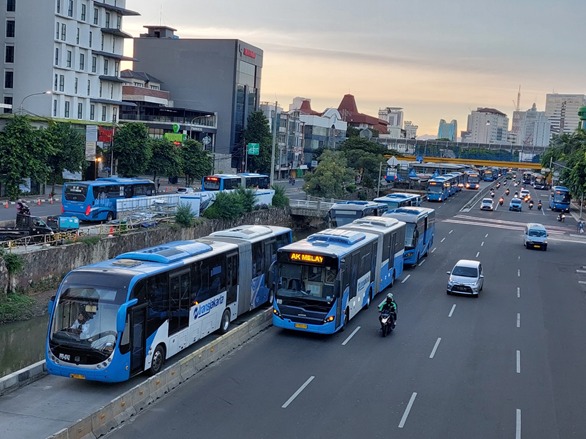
[270,101,278,186]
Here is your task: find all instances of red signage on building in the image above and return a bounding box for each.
[243,48,256,59]
[98,127,113,142]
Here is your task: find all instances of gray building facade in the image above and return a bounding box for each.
[132,26,263,169]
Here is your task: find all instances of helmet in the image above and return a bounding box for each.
[386,293,394,302]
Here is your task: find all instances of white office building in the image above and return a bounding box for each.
[511,103,550,147]
[545,93,586,135]
[378,107,404,138]
[463,108,509,144]
[1,0,137,122]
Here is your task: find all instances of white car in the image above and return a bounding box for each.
[480,198,494,211]
[520,189,530,201]
[447,259,484,297]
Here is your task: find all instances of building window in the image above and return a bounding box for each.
[74,77,78,94]
[66,50,72,67]
[112,108,117,123]
[90,104,95,120]
[53,99,57,117]
[59,75,64,92]
[79,53,85,70]
[91,56,97,73]
[56,0,61,14]
[87,79,91,95]
[4,71,14,88]
[55,22,60,39]
[81,4,86,21]
[114,61,119,76]
[101,105,107,122]
[64,101,70,118]
[93,7,98,25]
[77,102,83,119]
[76,28,80,44]
[103,59,109,75]
[67,0,73,17]
[110,83,113,98]
[5,46,14,63]
[105,12,110,28]
[99,82,102,97]
[89,31,92,47]
[61,23,66,41]
[6,20,15,38]
[54,74,58,90]
[4,96,13,114]
[7,0,16,11]
[54,48,59,65]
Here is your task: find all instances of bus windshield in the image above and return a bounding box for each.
[277,263,338,302]
[330,210,361,226]
[404,223,417,248]
[428,184,444,193]
[554,191,571,203]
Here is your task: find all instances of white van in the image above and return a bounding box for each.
[523,223,548,251]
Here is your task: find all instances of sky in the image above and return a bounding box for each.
[123,0,586,137]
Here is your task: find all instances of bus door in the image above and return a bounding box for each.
[130,305,147,376]
[389,232,397,273]
[226,252,238,308]
[348,250,361,319]
[169,269,190,348]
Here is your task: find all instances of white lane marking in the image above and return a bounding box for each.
[398,392,418,428]
[516,350,521,374]
[518,269,521,277]
[342,326,360,346]
[441,237,446,243]
[481,241,485,247]
[418,259,426,267]
[448,304,456,317]
[517,287,521,298]
[517,313,520,328]
[579,281,586,285]
[577,270,586,273]
[518,255,521,261]
[401,274,411,284]
[485,233,489,238]
[449,229,453,234]
[516,409,522,439]
[282,376,315,408]
[429,338,441,359]
[476,251,480,258]
[431,247,437,253]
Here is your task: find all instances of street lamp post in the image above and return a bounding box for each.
[18,91,52,114]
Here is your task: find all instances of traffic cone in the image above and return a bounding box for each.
[3,200,8,208]
[37,198,41,206]
[108,226,114,238]
[49,197,54,205]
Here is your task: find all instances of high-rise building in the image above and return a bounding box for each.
[438,119,458,141]
[132,26,263,169]
[511,103,550,147]
[545,93,586,135]
[463,108,509,144]
[378,107,403,139]
[0,0,137,123]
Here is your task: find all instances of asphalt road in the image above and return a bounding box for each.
[102,183,586,439]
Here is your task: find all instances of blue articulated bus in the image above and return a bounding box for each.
[201,173,270,191]
[62,177,156,222]
[374,193,422,210]
[549,186,571,212]
[340,216,406,291]
[383,206,435,266]
[426,177,450,202]
[46,225,292,382]
[273,228,384,334]
[328,200,388,227]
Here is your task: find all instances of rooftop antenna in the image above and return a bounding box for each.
[513,85,521,111]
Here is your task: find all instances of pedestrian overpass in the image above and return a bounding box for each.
[395,155,543,170]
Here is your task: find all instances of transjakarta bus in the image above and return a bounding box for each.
[466,172,480,189]
[62,177,156,222]
[46,225,292,382]
[383,206,435,266]
[549,186,571,212]
[426,177,450,201]
[201,173,270,191]
[273,228,386,334]
[374,193,422,210]
[328,200,388,227]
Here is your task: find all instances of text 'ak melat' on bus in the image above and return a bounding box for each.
[45,225,292,383]
[273,216,406,335]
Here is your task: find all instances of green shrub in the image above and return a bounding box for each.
[175,203,195,227]
[203,192,244,219]
[0,292,35,321]
[0,250,24,275]
[271,185,289,208]
[234,187,256,212]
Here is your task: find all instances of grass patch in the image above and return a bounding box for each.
[0,292,35,321]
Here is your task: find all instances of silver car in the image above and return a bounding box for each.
[447,259,484,297]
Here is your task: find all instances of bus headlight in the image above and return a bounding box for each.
[324,316,335,323]
[273,308,281,318]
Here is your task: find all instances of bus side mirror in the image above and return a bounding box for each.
[116,298,138,332]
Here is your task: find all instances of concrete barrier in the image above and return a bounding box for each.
[46,308,272,439]
[0,360,47,397]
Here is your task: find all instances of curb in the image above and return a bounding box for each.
[0,360,47,397]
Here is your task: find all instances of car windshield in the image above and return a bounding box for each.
[482,199,492,204]
[452,266,478,277]
[529,229,546,237]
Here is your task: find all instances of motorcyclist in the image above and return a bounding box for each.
[16,201,30,216]
[557,212,565,222]
[528,200,534,209]
[379,293,398,328]
[537,200,542,210]
[505,188,510,196]
[499,196,504,206]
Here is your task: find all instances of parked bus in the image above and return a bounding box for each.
[466,172,480,189]
[327,200,388,227]
[373,193,422,210]
[426,177,450,201]
[62,177,156,222]
[273,226,392,334]
[549,186,571,212]
[340,216,406,290]
[45,225,292,382]
[383,206,435,266]
[444,172,464,193]
[202,173,270,191]
[483,169,495,182]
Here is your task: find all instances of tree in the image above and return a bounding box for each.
[146,138,183,182]
[113,122,152,176]
[0,116,51,200]
[339,137,386,189]
[303,150,355,198]
[541,131,586,198]
[43,122,85,196]
[242,111,272,174]
[181,139,212,186]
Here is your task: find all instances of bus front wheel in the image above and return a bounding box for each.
[106,212,114,222]
[218,309,231,334]
[149,344,166,376]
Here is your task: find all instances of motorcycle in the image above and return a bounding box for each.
[505,188,510,196]
[557,213,566,222]
[537,202,542,211]
[490,191,495,198]
[498,197,504,206]
[528,201,534,210]
[496,182,501,189]
[379,310,396,337]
